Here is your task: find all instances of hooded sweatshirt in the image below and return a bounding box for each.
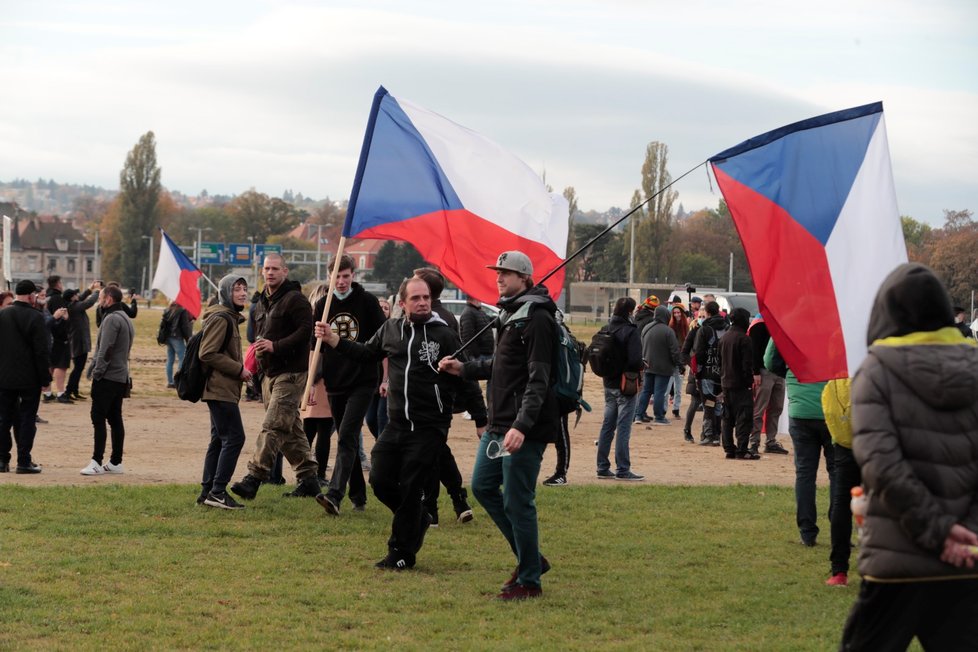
[314,282,387,394]
[852,262,978,581]
[718,308,753,389]
[253,278,312,377]
[640,305,681,376]
[198,274,246,402]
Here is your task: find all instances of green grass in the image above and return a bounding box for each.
[0,485,856,650]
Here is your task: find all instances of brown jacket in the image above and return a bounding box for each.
[198,304,245,403]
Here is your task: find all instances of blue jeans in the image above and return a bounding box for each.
[634,372,655,420]
[788,417,835,544]
[472,432,546,589]
[651,374,672,421]
[165,337,186,385]
[597,387,638,474]
[666,368,683,413]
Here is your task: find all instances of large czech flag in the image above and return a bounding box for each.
[151,229,203,318]
[709,102,907,382]
[343,86,569,303]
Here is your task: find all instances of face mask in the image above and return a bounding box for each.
[333,288,351,301]
[697,317,705,325]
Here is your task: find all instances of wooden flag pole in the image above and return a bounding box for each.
[300,235,347,412]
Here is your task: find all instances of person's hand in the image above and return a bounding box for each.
[307,390,317,406]
[476,425,486,439]
[438,356,463,376]
[240,367,252,381]
[503,427,525,454]
[314,321,339,347]
[55,307,68,320]
[89,281,100,291]
[942,524,978,567]
[254,338,274,354]
[379,379,389,398]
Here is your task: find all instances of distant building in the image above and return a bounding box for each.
[0,204,97,289]
[286,221,386,275]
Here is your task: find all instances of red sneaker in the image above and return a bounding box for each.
[497,584,542,601]
[825,572,848,587]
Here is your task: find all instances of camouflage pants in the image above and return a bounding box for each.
[247,371,318,481]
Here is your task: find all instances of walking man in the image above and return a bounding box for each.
[595,297,645,481]
[440,250,559,600]
[312,254,387,515]
[81,285,134,475]
[0,280,51,474]
[315,277,484,568]
[230,253,320,500]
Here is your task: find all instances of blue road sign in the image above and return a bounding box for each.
[254,244,283,263]
[228,243,252,265]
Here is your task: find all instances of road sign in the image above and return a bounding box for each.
[228,243,253,265]
[254,244,283,263]
[198,242,225,265]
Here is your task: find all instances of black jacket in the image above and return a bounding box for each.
[602,315,643,389]
[162,305,193,342]
[254,279,313,377]
[0,301,53,389]
[314,282,386,393]
[693,314,728,383]
[459,302,495,358]
[718,310,753,390]
[46,288,69,343]
[748,318,771,375]
[462,285,559,443]
[67,289,100,357]
[336,314,485,431]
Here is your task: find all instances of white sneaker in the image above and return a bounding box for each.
[102,461,124,474]
[80,459,104,475]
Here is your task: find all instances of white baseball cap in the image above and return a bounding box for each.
[486,250,533,276]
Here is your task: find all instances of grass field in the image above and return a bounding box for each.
[0,484,859,650]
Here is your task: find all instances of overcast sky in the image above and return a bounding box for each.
[1,0,975,224]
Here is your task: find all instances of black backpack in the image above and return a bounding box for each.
[156,311,170,345]
[586,325,624,379]
[175,313,235,403]
[553,314,591,420]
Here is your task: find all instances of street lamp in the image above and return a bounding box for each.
[73,239,84,288]
[141,234,154,299]
[247,235,257,289]
[188,226,212,298]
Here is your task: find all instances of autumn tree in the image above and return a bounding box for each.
[227,190,304,242]
[926,209,976,306]
[901,215,932,262]
[632,142,678,282]
[113,131,162,286]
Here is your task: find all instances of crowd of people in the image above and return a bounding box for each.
[7,255,978,636]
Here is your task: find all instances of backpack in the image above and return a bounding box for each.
[175,313,235,403]
[586,325,624,379]
[553,311,591,421]
[822,378,853,448]
[156,311,170,345]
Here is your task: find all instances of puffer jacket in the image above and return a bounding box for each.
[853,334,978,581]
[198,304,245,403]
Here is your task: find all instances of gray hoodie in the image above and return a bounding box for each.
[640,305,680,376]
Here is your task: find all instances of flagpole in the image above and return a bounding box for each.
[300,235,347,412]
[449,160,707,359]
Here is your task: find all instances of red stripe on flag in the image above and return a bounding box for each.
[713,166,847,381]
[355,209,565,304]
[178,269,203,318]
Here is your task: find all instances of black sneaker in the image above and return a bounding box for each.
[452,489,474,523]
[35,415,48,424]
[203,491,245,510]
[195,489,208,505]
[596,470,616,479]
[375,552,414,570]
[56,393,74,404]
[316,493,340,516]
[765,442,790,455]
[42,394,56,403]
[672,409,681,418]
[229,474,261,500]
[70,392,87,400]
[683,430,694,443]
[542,474,567,487]
[615,471,645,481]
[283,476,320,498]
[15,462,42,474]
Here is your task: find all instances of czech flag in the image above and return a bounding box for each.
[151,229,203,318]
[709,102,907,382]
[343,86,569,303]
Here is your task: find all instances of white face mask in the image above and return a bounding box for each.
[333,288,351,300]
[697,317,705,325]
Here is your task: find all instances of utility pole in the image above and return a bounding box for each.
[315,223,323,280]
[629,219,635,285]
[728,252,734,292]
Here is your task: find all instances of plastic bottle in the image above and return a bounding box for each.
[851,486,868,539]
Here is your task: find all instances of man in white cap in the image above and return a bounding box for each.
[440,250,558,600]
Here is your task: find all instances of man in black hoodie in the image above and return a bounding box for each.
[718,307,757,459]
[315,277,484,569]
[230,253,319,501]
[693,301,727,445]
[440,250,559,601]
[314,254,387,516]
